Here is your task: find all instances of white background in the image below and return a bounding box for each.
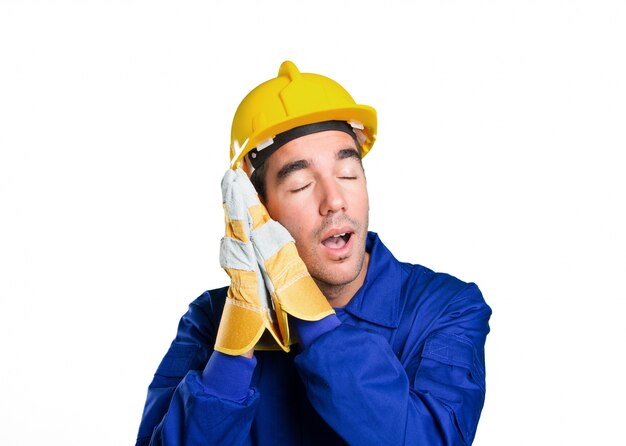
[1,1,624,444]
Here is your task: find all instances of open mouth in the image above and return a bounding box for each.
[321,232,352,249]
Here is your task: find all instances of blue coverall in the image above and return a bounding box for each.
[136,232,492,445]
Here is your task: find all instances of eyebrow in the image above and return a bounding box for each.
[275,147,362,184]
[276,159,310,183]
[337,147,361,161]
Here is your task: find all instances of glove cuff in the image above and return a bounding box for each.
[214,297,266,356]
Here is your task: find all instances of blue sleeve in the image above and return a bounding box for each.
[292,314,342,350]
[294,284,491,445]
[147,370,260,445]
[135,290,260,446]
[201,351,257,402]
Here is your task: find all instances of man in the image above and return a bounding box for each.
[136,61,491,445]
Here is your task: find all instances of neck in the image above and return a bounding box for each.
[315,252,370,308]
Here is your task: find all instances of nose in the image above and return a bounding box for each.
[318,177,347,216]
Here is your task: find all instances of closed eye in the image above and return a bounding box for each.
[291,183,311,193]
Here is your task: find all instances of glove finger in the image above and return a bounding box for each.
[220,236,275,318]
[233,168,262,207]
[221,169,241,216]
[222,169,254,242]
[219,237,257,270]
[250,219,295,262]
[222,168,259,213]
[222,170,248,220]
[232,168,272,231]
[223,169,271,235]
[250,219,294,291]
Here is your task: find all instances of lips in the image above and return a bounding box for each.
[320,224,355,252]
[321,232,352,249]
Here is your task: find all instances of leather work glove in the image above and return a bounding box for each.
[214,169,285,356]
[215,169,335,354]
[241,175,335,348]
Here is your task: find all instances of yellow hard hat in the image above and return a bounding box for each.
[229,61,377,170]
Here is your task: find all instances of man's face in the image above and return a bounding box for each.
[263,130,369,293]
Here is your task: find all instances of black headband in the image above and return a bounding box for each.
[247,120,358,169]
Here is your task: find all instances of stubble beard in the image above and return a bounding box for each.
[304,214,369,301]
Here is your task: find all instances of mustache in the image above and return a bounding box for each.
[314,215,363,239]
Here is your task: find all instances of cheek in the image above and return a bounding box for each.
[266,201,311,240]
[361,187,370,209]
[351,184,370,215]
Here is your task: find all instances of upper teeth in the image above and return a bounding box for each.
[332,233,346,238]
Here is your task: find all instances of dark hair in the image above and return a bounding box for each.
[250,161,268,203]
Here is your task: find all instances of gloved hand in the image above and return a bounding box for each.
[214,169,285,356]
[244,178,335,348]
[215,168,335,354]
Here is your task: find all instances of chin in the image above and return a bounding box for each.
[311,257,364,287]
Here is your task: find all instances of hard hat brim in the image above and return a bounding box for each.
[230,105,377,169]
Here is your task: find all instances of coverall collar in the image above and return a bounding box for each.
[339,232,403,328]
